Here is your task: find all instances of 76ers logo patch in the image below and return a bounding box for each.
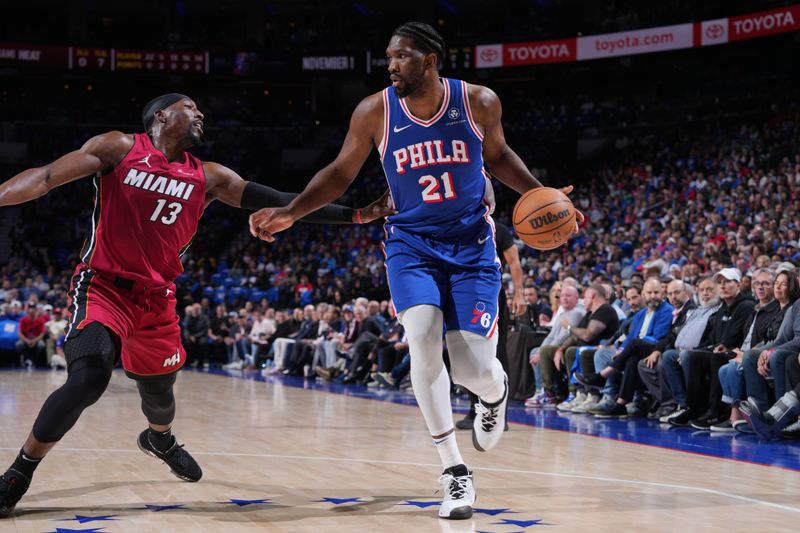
[470,301,492,328]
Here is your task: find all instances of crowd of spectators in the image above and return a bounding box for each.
[1,56,799,439]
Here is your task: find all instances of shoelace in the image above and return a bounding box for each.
[437,473,469,501]
[475,402,499,432]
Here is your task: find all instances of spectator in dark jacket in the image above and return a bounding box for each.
[670,268,756,428]
[184,303,211,368]
[715,267,796,432]
[637,279,696,418]
[740,269,800,413]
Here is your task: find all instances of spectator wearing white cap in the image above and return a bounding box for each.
[670,268,756,429]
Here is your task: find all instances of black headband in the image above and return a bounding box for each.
[141,93,190,130]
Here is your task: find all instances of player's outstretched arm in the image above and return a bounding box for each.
[248,94,383,240]
[203,161,394,227]
[0,131,131,207]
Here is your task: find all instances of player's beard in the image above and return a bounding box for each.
[187,124,203,147]
[393,69,424,98]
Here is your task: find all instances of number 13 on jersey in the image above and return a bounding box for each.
[150,198,183,225]
[419,171,457,203]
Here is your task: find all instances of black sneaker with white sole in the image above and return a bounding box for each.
[0,468,30,518]
[137,430,202,482]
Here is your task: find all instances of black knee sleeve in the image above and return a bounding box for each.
[136,372,177,426]
[32,322,118,442]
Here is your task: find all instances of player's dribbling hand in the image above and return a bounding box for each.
[358,189,398,223]
[558,185,584,234]
[249,206,295,242]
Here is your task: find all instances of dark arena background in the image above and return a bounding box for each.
[0,1,798,531]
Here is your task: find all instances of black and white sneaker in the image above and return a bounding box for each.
[0,468,30,518]
[472,377,508,452]
[667,406,693,427]
[137,430,202,482]
[438,464,475,519]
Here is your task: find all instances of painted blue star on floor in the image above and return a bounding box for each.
[137,504,186,512]
[492,518,548,527]
[314,497,365,505]
[56,515,118,524]
[398,500,440,508]
[44,528,109,533]
[473,507,517,516]
[224,498,273,506]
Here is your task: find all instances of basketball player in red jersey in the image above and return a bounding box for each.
[0,93,393,517]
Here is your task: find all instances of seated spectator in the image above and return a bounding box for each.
[739,351,800,439]
[248,309,277,369]
[514,286,552,332]
[636,279,696,420]
[657,277,722,425]
[256,310,298,372]
[310,307,346,373]
[575,278,674,417]
[316,305,363,381]
[670,268,756,428]
[208,304,234,367]
[715,268,794,433]
[270,307,307,372]
[534,284,620,407]
[375,351,411,389]
[44,307,67,369]
[740,269,800,424]
[280,305,320,375]
[16,302,46,368]
[538,282,563,327]
[562,284,642,414]
[524,284,584,406]
[183,302,211,368]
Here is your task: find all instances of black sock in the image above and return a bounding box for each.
[10,449,42,479]
[147,428,174,452]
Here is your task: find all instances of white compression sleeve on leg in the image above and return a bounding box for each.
[399,305,455,437]
[445,329,505,404]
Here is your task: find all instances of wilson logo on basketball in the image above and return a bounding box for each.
[528,208,570,230]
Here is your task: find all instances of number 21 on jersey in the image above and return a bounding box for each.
[419,171,457,203]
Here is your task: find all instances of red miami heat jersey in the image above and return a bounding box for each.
[79,133,206,285]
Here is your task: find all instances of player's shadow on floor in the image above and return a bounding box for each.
[17,479,458,524]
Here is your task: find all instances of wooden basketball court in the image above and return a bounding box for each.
[1,369,798,532]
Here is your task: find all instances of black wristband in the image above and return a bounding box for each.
[241,182,354,224]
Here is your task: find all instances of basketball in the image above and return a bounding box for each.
[512,187,576,250]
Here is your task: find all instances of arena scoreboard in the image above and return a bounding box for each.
[0,43,209,73]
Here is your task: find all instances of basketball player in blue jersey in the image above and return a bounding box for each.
[250,22,580,519]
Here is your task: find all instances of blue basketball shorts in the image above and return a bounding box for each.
[383,225,501,337]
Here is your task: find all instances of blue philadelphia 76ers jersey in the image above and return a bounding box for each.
[379,78,490,238]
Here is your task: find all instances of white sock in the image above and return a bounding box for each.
[446,329,505,404]
[399,305,462,468]
[433,431,464,469]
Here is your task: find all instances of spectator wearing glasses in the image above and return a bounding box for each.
[712,269,793,432]
[739,268,800,423]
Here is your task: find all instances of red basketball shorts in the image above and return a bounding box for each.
[65,264,185,376]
